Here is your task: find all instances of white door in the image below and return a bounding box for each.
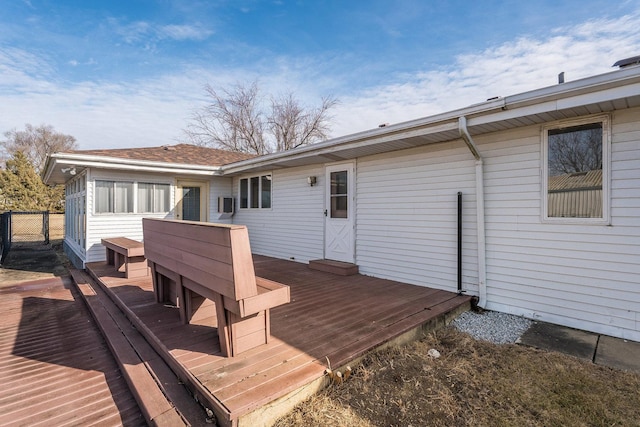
[324,163,355,263]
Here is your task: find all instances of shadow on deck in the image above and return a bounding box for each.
[84,255,472,427]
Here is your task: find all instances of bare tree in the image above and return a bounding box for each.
[184,80,337,155]
[269,93,337,152]
[548,125,602,176]
[1,124,77,173]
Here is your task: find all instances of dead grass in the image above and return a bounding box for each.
[274,327,640,427]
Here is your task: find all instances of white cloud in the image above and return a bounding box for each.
[159,24,213,41]
[1,11,639,150]
[108,18,213,45]
[329,11,640,136]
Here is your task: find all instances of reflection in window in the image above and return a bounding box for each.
[114,182,134,213]
[95,180,113,213]
[182,186,201,221]
[330,171,348,218]
[261,175,271,208]
[138,183,170,213]
[240,178,248,209]
[239,174,272,209]
[547,123,603,218]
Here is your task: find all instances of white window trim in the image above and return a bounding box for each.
[238,173,273,210]
[541,114,611,225]
[94,179,172,215]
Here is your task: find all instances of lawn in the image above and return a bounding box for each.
[274,327,640,426]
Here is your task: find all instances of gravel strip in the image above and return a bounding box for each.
[452,310,533,344]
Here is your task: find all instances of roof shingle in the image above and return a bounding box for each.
[67,144,255,167]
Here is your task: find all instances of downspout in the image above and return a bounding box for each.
[458,116,487,308]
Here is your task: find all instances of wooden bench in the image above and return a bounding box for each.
[101,237,149,279]
[142,218,290,357]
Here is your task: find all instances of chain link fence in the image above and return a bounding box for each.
[0,211,65,264]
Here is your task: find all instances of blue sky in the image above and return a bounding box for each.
[1,1,639,150]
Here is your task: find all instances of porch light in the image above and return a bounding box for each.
[61,167,76,175]
[307,176,317,186]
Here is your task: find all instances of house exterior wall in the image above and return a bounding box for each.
[78,169,233,265]
[479,108,640,341]
[355,143,479,295]
[231,107,639,341]
[232,165,325,262]
[84,169,175,264]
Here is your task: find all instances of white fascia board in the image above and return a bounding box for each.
[222,66,640,175]
[51,153,223,176]
[221,119,465,174]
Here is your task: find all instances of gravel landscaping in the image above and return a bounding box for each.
[452,310,533,344]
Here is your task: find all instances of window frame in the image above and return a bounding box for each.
[239,173,272,210]
[94,179,171,215]
[137,182,171,214]
[541,114,611,225]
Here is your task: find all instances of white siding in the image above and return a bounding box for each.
[356,143,479,294]
[209,177,234,224]
[85,169,176,263]
[232,166,324,262]
[481,108,640,341]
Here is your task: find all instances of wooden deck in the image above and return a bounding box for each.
[0,277,144,426]
[86,255,472,427]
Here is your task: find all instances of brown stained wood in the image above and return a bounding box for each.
[0,278,144,427]
[145,247,237,298]
[143,218,235,246]
[86,255,471,426]
[142,228,234,265]
[102,237,145,257]
[308,259,359,276]
[228,226,258,300]
[223,278,290,317]
[102,237,149,279]
[142,219,290,357]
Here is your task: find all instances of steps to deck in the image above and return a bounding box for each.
[308,259,359,276]
[69,269,209,427]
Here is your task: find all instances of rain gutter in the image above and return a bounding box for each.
[458,116,487,308]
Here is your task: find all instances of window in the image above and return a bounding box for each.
[138,183,170,213]
[542,116,609,223]
[65,175,86,249]
[95,180,134,214]
[330,170,348,218]
[239,174,272,209]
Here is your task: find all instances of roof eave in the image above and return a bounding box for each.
[43,152,224,185]
[221,64,640,175]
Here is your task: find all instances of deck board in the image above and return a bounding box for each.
[0,277,144,426]
[86,254,471,426]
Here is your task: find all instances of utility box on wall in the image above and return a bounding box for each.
[217,197,234,219]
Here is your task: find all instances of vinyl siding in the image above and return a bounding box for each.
[481,108,640,341]
[209,177,234,224]
[355,143,479,294]
[85,169,176,263]
[232,165,324,262]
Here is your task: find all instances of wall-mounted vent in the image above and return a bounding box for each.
[613,55,640,68]
[218,197,234,214]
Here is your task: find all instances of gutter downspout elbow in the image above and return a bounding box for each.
[459,116,487,309]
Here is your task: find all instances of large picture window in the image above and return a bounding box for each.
[239,174,272,209]
[138,183,170,213]
[542,116,609,223]
[95,180,169,214]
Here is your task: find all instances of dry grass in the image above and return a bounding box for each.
[274,327,640,427]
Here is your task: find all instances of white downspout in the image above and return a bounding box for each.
[458,116,487,308]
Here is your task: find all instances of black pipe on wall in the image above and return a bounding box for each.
[457,192,463,295]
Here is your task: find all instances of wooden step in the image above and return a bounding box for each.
[308,259,359,276]
[69,269,210,426]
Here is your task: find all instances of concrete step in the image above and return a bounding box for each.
[70,269,210,426]
[308,259,359,276]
